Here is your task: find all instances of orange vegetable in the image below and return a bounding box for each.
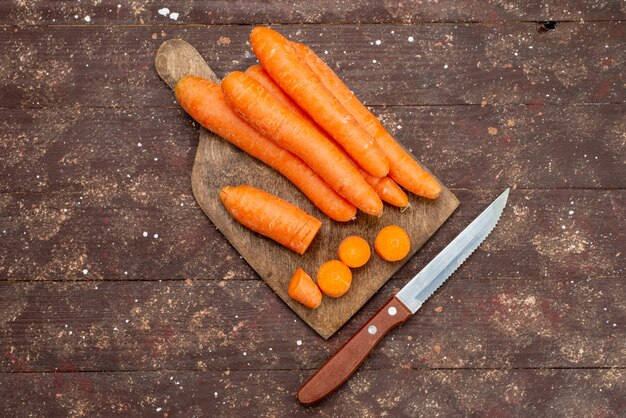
[220,185,322,254]
[291,41,442,199]
[221,71,383,216]
[244,65,408,208]
[317,260,352,298]
[374,225,411,261]
[288,268,322,309]
[250,26,389,178]
[174,76,356,222]
[357,168,409,208]
[244,65,309,120]
[338,236,371,268]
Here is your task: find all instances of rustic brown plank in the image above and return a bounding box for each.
[1,23,623,108]
[1,104,624,194]
[1,189,623,282]
[1,270,624,372]
[2,1,624,25]
[1,369,624,417]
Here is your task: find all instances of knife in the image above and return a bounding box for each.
[297,188,510,405]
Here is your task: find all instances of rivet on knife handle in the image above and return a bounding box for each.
[297,296,412,405]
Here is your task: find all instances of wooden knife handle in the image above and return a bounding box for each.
[297,296,412,405]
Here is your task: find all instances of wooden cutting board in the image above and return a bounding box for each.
[155,39,459,339]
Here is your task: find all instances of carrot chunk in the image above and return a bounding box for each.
[288,268,322,309]
[220,185,321,254]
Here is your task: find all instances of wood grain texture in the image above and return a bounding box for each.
[1,104,624,194]
[2,23,624,109]
[2,0,624,25]
[1,272,624,373]
[154,39,457,338]
[1,4,625,414]
[1,189,623,282]
[2,369,625,417]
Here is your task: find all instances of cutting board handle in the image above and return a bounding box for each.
[155,39,219,88]
[297,295,412,404]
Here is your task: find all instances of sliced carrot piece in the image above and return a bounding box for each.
[374,225,411,261]
[317,260,352,298]
[338,236,371,268]
[288,268,322,309]
[220,185,321,255]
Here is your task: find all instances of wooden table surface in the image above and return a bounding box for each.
[1,1,624,416]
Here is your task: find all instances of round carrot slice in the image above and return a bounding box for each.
[317,260,352,298]
[338,236,371,268]
[374,225,411,261]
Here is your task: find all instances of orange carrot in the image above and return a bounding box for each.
[245,65,310,120]
[288,268,322,309]
[175,76,356,222]
[250,26,389,178]
[221,71,383,216]
[317,260,352,298]
[374,225,411,261]
[357,168,409,208]
[244,65,408,208]
[220,185,321,255]
[290,41,442,199]
[338,236,371,268]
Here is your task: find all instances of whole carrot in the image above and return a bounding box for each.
[175,76,356,222]
[245,65,307,120]
[220,185,322,255]
[221,71,383,217]
[245,65,408,208]
[290,41,442,199]
[250,26,389,178]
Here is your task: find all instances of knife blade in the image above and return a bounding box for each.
[297,189,510,405]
